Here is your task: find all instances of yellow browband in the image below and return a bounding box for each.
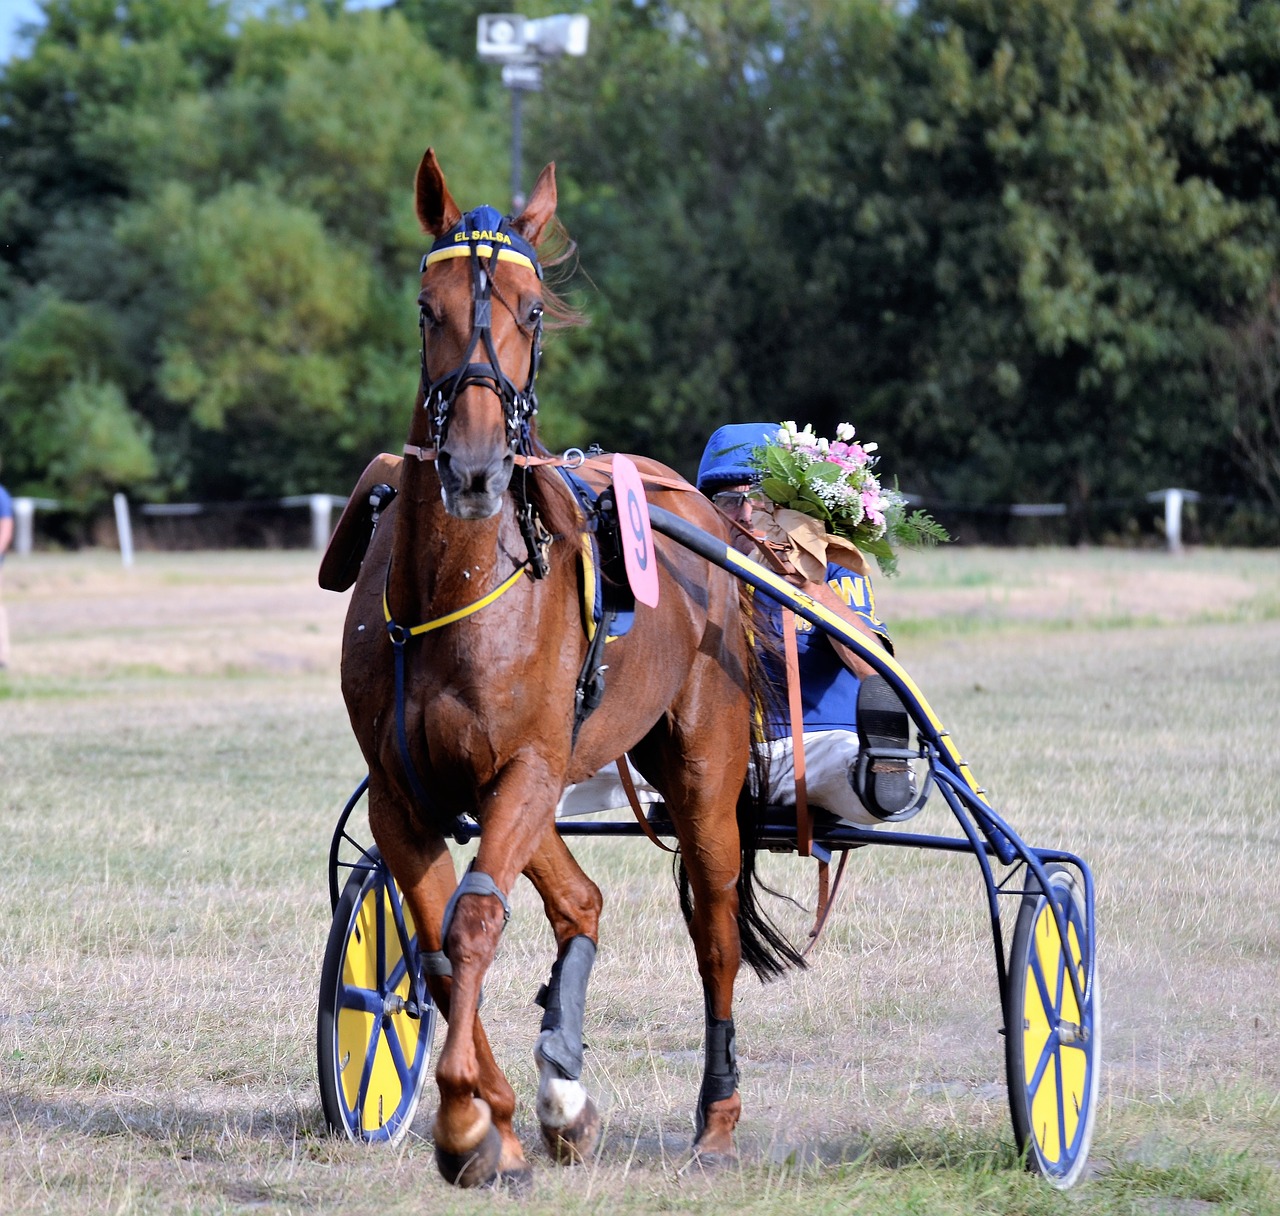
[423,245,538,273]
[383,563,529,637]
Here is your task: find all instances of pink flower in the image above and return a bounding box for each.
[861,488,885,528]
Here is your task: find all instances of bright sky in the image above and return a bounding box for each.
[0,1,400,65]
[0,0,44,64]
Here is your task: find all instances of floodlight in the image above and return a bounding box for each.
[477,13,527,61]
[524,13,589,58]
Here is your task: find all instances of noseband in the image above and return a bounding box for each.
[419,206,544,454]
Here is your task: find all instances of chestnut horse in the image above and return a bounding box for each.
[331,149,799,1187]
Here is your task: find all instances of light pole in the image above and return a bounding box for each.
[477,13,589,212]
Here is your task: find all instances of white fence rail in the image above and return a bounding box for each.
[2,485,1242,564]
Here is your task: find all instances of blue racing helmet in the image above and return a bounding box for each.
[696,423,779,493]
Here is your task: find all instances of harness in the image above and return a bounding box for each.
[382,559,531,845]
[382,208,556,838]
[419,205,543,441]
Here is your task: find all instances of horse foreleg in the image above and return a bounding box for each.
[370,805,527,1186]
[422,901,529,1187]
[431,761,556,1187]
[523,831,604,1164]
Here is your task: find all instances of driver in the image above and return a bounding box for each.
[556,423,915,824]
[696,423,914,824]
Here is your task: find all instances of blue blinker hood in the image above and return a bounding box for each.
[424,205,543,279]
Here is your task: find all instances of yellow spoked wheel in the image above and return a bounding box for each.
[1005,863,1099,1189]
[317,847,436,1144]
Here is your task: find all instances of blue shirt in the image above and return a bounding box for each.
[0,484,11,563]
[760,562,889,738]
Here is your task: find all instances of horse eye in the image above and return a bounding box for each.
[527,301,544,325]
[418,294,440,327]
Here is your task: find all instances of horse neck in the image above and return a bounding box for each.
[388,459,515,621]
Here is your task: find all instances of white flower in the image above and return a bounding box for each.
[863,442,879,454]
[835,422,855,442]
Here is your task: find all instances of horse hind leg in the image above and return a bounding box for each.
[632,739,749,1167]
[692,985,741,1165]
[524,830,604,1164]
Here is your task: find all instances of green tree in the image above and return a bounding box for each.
[0,292,154,506]
[815,0,1277,522]
[535,0,901,474]
[2,0,515,502]
[46,377,157,505]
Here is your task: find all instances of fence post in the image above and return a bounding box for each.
[113,492,134,568]
[13,498,35,556]
[1146,488,1201,553]
[310,494,335,551]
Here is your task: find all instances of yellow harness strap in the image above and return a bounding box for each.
[383,563,529,637]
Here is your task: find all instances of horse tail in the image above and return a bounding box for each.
[677,584,806,983]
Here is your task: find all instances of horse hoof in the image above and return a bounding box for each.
[683,1146,738,1174]
[541,1094,601,1164]
[495,1165,534,1195]
[435,1123,503,1188]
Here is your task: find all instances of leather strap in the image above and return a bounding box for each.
[402,444,701,496]
[802,850,851,956]
[617,754,679,854]
[578,458,696,494]
[780,607,811,859]
[441,863,512,942]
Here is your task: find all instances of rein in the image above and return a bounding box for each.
[403,442,702,496]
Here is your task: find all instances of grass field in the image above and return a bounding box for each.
[1,546,1278,1214]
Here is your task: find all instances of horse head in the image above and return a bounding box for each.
[414,148,557,519]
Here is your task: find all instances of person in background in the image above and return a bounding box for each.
[0,468,13,670]
[557,424,915,824]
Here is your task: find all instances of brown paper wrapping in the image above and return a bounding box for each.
[755,504,870,581]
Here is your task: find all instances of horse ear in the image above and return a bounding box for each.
[513,163,557,247]
[415,148,462,236]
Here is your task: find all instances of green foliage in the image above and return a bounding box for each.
[1,0,1278,530]
[46,377,157,505]
[0,291,153,505]
[0,0,513,503]
[812,0,1279,515]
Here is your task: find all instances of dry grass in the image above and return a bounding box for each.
[1,547,1278,1214]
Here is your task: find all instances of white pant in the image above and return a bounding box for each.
[555,730,882,826]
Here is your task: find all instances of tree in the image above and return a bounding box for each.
[1,0,515,501]
[0,292,154,506]
[813,0,1278,521]
[1214,283,1280,511]
[534,0,902,474]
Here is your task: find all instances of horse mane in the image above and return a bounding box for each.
[534,216,587,330]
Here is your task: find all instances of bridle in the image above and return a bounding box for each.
[419,205,544,455]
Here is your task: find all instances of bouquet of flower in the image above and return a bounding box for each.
[749,421,948,577]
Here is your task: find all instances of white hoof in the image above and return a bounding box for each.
[535,1049,587,1128]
